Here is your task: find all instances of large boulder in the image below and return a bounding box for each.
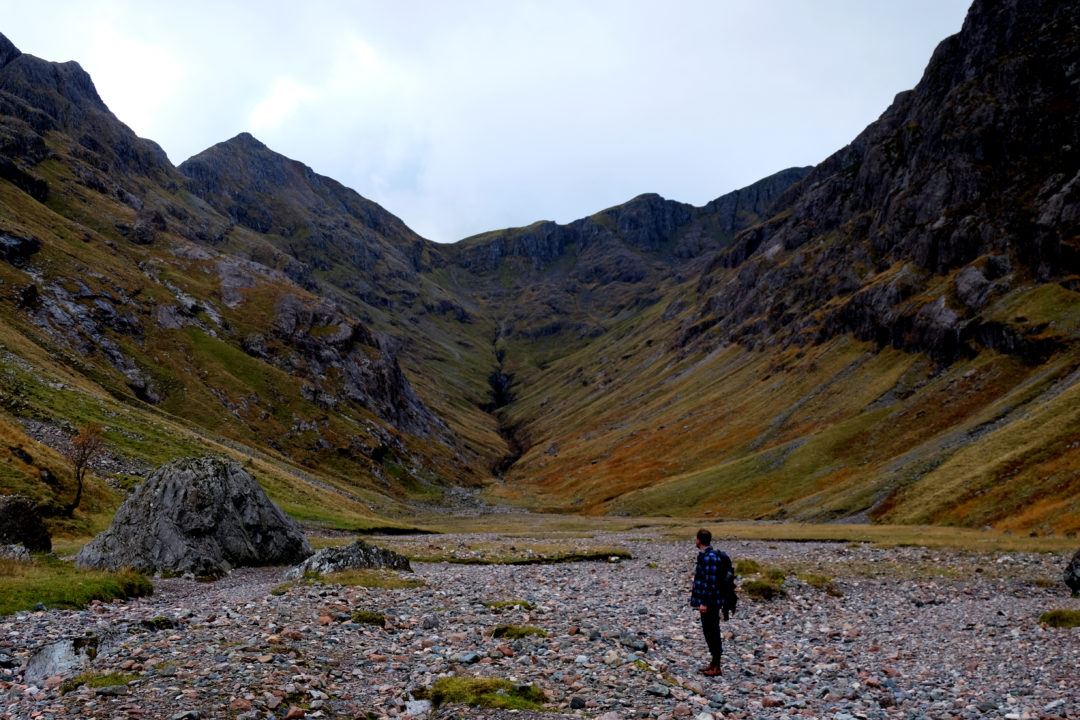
[1066,548,1080,595]
[0,494,51,552]
[75,456,312,576]
[284,539,410,580]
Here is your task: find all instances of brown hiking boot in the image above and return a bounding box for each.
[703,664,722,676]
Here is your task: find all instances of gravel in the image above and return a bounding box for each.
[1,533,1077,719]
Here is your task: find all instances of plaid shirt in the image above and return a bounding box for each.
[690,546,723,607]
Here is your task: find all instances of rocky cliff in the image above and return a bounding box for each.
[691,0,1080,363]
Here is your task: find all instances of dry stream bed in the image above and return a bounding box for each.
[1,530,1078,720]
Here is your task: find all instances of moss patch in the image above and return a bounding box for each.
[59,671,138,695]
[491,624,547,639]
[421,677,546,711]
[1038,609,1080,628]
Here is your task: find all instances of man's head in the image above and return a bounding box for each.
[695,528,712,548]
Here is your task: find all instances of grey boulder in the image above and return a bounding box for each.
[0,494,51,552]
[284,538,410,580]
[75,456,312,576]
[1066,548,1080,595]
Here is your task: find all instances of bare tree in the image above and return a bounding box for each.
[64,423,106,517]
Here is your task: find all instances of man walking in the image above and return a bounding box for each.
[690,528,733,676]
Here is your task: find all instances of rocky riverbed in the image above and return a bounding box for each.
[1,533,1077,720]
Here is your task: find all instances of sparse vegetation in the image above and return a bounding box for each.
[0,556,153,616]
[742,579,786,601]
[59,671,138,695]
[351,609,387,626]
[420,677,546,711]
[800,573,843,597]
[1038,609,1080,628]
[485,599,534,611]
[491,624,546,639]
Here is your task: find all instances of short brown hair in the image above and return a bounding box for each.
[696,528,712,546]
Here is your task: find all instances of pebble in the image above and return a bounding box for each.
[0,534,1077,720]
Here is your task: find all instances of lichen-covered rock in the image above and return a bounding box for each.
[0,494,51,552]
[1066,548,1080,595]
[75,456,312,576]
[283,538,410,581]
[0,544,31,562]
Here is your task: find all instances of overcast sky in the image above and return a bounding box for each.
[1,1,970,243]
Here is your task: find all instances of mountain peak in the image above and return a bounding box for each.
[0,32,20,69]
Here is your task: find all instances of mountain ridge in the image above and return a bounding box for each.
[0,0,1078,536]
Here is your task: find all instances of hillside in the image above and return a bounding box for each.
[1,0,1079,537]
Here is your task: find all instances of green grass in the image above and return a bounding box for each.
[1038,609,1080,628]
[491,624,547,639]
[0,556,153,615]
[421,677,546,711]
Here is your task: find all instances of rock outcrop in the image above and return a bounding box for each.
[691,0,1080,363]
[75,457,312,576]
[0,494,51,552]
[1066,548,1080,595]
[283,539,411,581]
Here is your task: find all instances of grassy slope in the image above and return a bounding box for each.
[481,263,1080,534]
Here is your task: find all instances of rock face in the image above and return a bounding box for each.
[75,457,312,576]
[283,538,411,581]
[1066,548,1080,595]
[0,494,51,552]
[691,0,1080,363]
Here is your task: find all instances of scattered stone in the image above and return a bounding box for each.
[0,543,31,562]
[284,538,410,580]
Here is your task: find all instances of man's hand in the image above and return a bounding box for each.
[699,604,707,614]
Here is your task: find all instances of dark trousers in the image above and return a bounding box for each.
[700,604,723,664]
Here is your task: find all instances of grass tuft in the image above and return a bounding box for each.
[735,558,762,575]
[59,671,138,695]
[800,573,843,597]
[421,677,546,710]
[485,599,534,611]
[491,624,547,639]
[742,579,786,601]
[1038,609,1080,628]
[352,609,387,627]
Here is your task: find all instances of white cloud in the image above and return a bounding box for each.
[249,78,315,132]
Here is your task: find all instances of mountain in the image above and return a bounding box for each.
[0,0,1078,536]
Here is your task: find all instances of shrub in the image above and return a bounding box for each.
[1039,609,1080,628]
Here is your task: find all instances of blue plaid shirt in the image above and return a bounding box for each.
[691,546,726,607]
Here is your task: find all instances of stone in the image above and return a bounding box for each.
[0,544,31,562]
[283,538,410,580]
[75,456,312,576]
[0,495,51,552]
[1064,548,1080,594]
[570,696,587,709]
